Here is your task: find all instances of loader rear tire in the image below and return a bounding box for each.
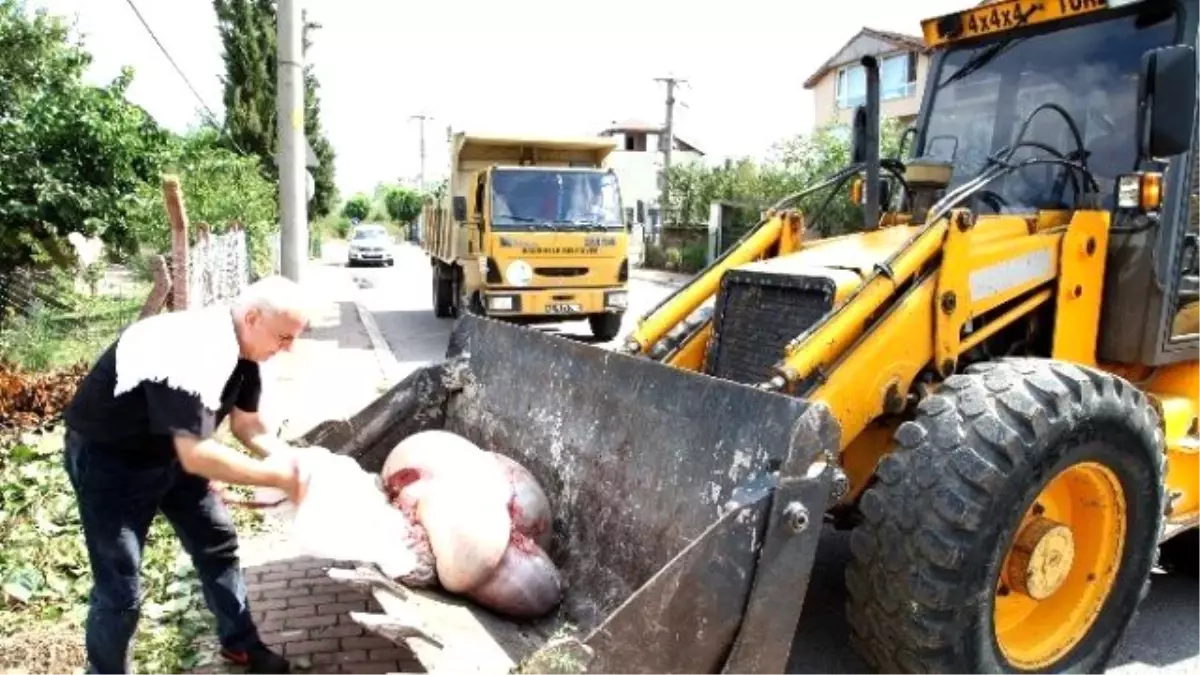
[845,358,1164,674]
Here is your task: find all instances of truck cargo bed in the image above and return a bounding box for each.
[299,315,839,673]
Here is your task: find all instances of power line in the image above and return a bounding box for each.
[123,0,220,125]
[123,0,254,157]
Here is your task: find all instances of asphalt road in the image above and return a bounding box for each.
[339,241,1198,674]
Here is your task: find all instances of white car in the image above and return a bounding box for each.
[347,224,395,267]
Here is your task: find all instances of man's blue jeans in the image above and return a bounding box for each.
[62,428,260,674]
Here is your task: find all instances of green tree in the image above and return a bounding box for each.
[666,117,908,238]
[383,185,423,224]
[211,0,337,217]
[126,127,279,278]
[342,194,371,221]
[212,0,276,171]
[0,1,172,272]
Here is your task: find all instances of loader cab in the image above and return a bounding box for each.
[909,0,1198,367]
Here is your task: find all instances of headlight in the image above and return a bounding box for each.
[1116,175,1141,209]
[606,291,628,309]
[1115,172,1164,212]
[506,260,533,287]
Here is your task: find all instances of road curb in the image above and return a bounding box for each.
[353,299,401,386]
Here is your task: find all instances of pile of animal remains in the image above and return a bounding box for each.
[378,430,562,619]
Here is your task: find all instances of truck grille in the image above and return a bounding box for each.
[704,269,837,386]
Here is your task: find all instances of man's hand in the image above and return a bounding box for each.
[262,447,312,505]
[175,435,311,505]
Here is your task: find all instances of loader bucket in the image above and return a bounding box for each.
[300,314,840,674]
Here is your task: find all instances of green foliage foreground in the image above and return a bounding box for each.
[0,431,265,673]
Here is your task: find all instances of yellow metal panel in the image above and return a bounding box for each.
[826,268,868,305]
[935,213,973,374]
[970,214,1037,245]
[489,232,628,260]
[776,219,948,387]
[812,274,937,450]
[840,420,901,503]
[960,289,1054,353]
[1173,301,1199,336]
[664,322,713,372]
[777,211,805,256]
[787,225,920,276]
[1051,211,1110,366]
[1100,362,1199,524]
[966,234,1061,317]
[921,0,1111,48]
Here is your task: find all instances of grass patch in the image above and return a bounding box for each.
[0,291,146,372]
[0,430,268,674]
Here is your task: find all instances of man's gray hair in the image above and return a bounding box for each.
[231,275,312,321]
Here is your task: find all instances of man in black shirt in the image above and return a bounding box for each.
[62,276,317,674]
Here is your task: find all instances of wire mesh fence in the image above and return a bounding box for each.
[186,228,251,309]
[0,227,251,374]
[0,264,148,372]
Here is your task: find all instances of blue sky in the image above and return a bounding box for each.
[30,0,967,199]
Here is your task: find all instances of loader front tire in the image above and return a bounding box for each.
[846,358,1164,674]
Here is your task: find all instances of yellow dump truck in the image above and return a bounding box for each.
[421,132,631,340]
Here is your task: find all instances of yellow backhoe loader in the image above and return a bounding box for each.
[302,0,1199,672]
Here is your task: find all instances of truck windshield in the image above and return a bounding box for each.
[919,5,1177,213]
[491,169,623,231]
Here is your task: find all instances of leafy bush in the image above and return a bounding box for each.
[642,243,667,269]
[125,128,279,279]
[680,242,708,273]
[666,117,908,237]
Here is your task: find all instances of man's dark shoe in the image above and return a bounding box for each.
[220,641,291,674]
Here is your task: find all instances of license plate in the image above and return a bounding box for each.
[546,303,581,314]
[922,0,1107,46]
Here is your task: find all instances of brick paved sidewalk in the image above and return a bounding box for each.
[192,257,418,674]
[199,532,424,674]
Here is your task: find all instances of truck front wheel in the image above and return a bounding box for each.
[588,312,623,341]
[431,264,453,318]
[846,358,1164,673]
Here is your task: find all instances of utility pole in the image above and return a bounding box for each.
[276,0,306,281]
[655,76,686,227]
[410,114,430,193]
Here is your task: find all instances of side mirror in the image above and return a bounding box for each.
[452,196,468,222]
[1138,45,1197,159]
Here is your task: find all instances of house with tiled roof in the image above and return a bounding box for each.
[802,27,933,129]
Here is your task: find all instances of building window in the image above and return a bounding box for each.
[836,51,918,108]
